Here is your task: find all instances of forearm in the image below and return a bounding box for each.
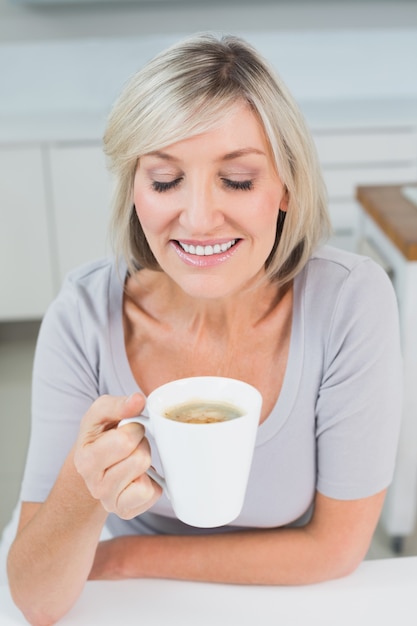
[93,491,384,586]
[7,450,108,626]
[157,529,325,585]
[99,527,346,586]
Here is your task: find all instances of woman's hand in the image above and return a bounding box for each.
[74,393,162,519]
[88,537,136,580]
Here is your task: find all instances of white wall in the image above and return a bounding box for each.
[0,1,417,42]
[1,27,417,121]
[1,1,416,118]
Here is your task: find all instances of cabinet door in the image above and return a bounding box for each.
[314,129,417,166]
[0,147,54,320]
[48,144,114,286]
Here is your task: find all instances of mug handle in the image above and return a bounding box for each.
[118,416,168,494]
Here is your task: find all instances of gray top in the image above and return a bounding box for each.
[20,245,403,536]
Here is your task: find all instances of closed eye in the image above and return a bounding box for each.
[222,178,253,191]
[152,178,183,193]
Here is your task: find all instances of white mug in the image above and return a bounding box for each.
[119,376,263,528]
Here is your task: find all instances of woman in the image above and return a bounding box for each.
[8,34,402,625]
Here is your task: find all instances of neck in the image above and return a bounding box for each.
[129,269,287,334]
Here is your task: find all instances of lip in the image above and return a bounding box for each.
[170,239,242,267]
[175,238,237,247]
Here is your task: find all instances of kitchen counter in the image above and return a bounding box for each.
[1,98,416,146]
[0,110,109,145]
[1,557,417,625]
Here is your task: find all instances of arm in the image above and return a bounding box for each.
[90,488,386,585]
[8,459,107,626]
[7,394,161,626]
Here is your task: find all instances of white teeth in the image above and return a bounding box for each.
[179,240,236,256]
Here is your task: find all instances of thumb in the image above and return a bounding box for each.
[80,393,147,435]
[119,392,146,421]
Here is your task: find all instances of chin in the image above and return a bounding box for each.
[176,275,243,300]
[177,277,253,300]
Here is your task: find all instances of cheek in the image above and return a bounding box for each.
[251,191,281,232]
[133,190,169,236]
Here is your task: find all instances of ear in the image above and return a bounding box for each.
[279,186,289,212]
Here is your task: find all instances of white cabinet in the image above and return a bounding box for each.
[0,142,113,320]
[48,143,113,285]
[0,147,54,320]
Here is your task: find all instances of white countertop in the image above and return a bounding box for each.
[301,97,417,132]
[1,97,416,147]
[1,557,417,625]
[0,110,110,146]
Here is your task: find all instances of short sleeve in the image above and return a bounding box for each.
[20,274,101,502]
[315,258,403,499]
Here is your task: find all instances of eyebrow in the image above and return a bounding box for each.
[222,148,266,161]
[145,147,266,162]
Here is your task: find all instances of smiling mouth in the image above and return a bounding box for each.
[176,239,238,256]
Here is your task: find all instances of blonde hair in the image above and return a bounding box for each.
[104,33,331,285]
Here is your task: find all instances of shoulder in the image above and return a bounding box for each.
[304,244,395,300]
[62,257,120,292]
[57,257,124,307]
[298,245,399,348]
[308,244,381,275]
[43,257,125,333]
[35,257,125,375]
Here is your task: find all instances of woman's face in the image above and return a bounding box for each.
[133,103,287,300]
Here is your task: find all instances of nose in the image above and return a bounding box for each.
[178,177,225,235]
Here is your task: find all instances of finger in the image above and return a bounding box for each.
[74,421,147,484]
[115,473,163,520]
[80,393,146,437]
[95,438,153,504]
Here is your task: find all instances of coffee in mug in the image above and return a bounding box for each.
[163,400,244,424]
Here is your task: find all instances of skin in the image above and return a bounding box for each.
[7,103,386,626]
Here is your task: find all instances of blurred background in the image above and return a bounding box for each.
[1,0,417,560]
